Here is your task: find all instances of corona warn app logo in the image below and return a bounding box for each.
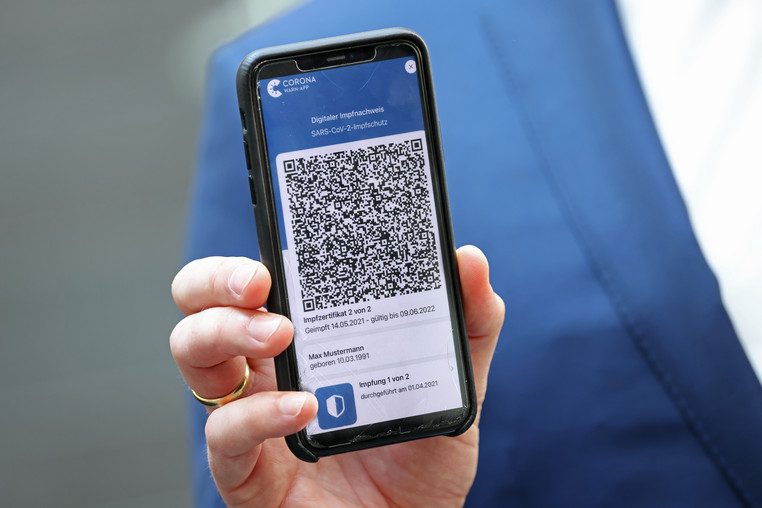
[267,79,282,98]
[315,383,357,429]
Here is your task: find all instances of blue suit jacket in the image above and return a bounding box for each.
[186,1,762,506]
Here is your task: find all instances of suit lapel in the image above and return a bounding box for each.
[481,1,762,505]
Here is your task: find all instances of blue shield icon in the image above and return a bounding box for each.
[315,383,357,429]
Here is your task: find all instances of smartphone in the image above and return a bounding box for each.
[236,28,475,461]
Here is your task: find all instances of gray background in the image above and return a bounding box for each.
[0,0,295,505]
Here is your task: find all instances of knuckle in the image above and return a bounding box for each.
[170,273,183,304]
[211,306,242,341]
[205,407,242,458]
[194,308,245,364]
[210,309,239,354]
[172,257,226,313]
[204,410,224,450]
[171,264,195,309]
[170,307,250,369]
[169,319,190,362]
[172,312,210,366]
[221,306,243,332]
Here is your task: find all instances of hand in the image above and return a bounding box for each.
[170,245,504,507]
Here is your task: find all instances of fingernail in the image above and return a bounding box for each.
[279,392,307,417]
[229,264,258,296]
[247,314,282,343]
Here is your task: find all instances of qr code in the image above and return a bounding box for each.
[281,133,442,311]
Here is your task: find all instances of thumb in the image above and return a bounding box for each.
[456,245,505,405]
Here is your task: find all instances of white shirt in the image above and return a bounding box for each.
[617,0,762,383]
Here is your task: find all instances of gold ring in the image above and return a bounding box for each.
[191,363,251,409]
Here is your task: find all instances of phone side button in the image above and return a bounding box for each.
[243,140,253,170]
[247,174,257,205]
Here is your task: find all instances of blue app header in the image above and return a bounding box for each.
[259,56,425,161]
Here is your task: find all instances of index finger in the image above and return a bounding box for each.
[172,257,271,315]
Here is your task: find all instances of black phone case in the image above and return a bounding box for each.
[236,28,476,462]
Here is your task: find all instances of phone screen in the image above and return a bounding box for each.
[256,43,468,443]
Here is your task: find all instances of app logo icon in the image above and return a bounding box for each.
[315,383,357,429]
[326,395,345,418]
[267,79,282,98]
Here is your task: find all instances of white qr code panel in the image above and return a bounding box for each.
[276,131,442,312]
